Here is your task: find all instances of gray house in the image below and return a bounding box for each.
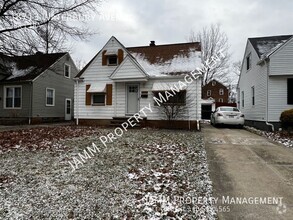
[0,52,78,124]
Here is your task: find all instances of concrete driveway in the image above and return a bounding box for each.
[203,124,293,220]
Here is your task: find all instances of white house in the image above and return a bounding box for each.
[74,36,202,129]
[237,35,293,131]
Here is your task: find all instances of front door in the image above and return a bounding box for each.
[65,98,72,120]
[126,84,139,114]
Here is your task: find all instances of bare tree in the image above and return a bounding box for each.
[0,0,101,55]
[231,60,242,77]
[155,91,195,128]
[189,24,230,85]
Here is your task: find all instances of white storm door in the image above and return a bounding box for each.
[65,98,72,120]
[126,84,139,114]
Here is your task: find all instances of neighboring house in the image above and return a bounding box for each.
[201,79,229,119]
[0,52,78,124]
[202,79,229,103]
[74,36,202,129]
[237,35,293,131]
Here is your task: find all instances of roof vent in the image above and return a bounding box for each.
[150,41,156,46]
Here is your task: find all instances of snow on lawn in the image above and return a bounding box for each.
[245,126,293,148]
[0,127,216,219]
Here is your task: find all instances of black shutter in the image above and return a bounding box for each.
[288,79,293,104]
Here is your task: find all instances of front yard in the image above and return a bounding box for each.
[0,126,216,219]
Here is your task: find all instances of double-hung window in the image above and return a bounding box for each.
[46,88,55,106]
[5,86,21,108]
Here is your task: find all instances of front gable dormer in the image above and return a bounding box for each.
[109,55,148,82]
[75,36,128,79]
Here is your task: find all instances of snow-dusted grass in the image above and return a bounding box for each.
[0,127,216,219]
[245,126,293,148]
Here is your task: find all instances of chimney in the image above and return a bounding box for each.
[150,41,156,46]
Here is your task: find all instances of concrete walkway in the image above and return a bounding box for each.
[203,124,293,220]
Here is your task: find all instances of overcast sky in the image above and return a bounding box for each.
[71,0,293,66]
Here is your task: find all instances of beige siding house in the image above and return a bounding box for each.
[74,36,202,129]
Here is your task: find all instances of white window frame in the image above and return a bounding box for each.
[219,98,223,103]
[46,88,55,106]
[4,85,22,109]
[207,90,211,96]
[64,63,71,78]
[212,81,216,86]
[219,89,224,95]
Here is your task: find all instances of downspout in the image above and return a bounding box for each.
[265,60,274,131]
[192,72,202,131]
[114,82,117,117]
[76,80,79,125]
[29,81,33,125]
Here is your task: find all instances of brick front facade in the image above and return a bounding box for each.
[202,79,229,103]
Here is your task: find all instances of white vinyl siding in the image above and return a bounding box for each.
[270,38,293,76]
[268,76,293,121]
[110,57,147,80]
[238,41,267,121]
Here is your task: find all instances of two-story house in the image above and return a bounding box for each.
[202,79,229,103]
[74,36,203,129]
[201,79,229,119]
[0,52,78,124]
[237,35,293,131]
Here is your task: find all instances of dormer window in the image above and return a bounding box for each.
[108,55,118,65]
[102,49,124,66]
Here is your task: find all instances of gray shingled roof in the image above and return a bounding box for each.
[249,35,292,58]
[0,52,66,82]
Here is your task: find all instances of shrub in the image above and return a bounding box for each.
[280,109,293,130]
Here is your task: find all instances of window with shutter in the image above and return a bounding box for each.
[102,50,107,66]
[85,85,91,105]
[106,84,112,105]
[118,49,124,64]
